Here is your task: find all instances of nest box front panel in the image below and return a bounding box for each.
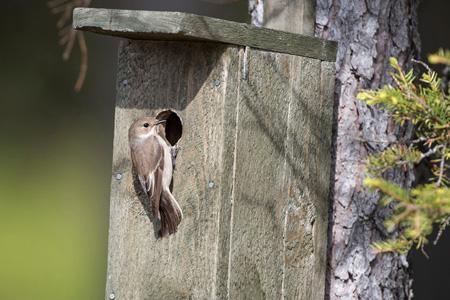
[108,39,334,300]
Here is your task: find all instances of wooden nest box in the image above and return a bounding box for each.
[74,8,337,300]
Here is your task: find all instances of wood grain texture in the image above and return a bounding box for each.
[73,8,337,62]
[264,0,316,36]
[108,40,237,300]
[106,40,335,299]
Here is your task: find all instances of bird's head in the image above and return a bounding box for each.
[128,117,166,140]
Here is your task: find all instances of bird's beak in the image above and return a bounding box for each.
[155,120,166,125]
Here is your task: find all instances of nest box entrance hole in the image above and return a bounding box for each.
[156,109,182,146]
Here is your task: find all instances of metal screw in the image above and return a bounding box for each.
[209,181,214,188]
[116,173,122,181]
[214,79,220,86]
[109,293,115,300]
[123,79,128,86]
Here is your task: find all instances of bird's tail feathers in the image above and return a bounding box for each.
[159,189,183,238]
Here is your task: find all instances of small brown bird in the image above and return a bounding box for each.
[128,117,183,238]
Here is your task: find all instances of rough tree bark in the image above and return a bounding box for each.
[248,0,264,27]
[314,1,421,299]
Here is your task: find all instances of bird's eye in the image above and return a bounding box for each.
[143,123,149,128]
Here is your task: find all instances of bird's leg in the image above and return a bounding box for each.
[171,143,181,168]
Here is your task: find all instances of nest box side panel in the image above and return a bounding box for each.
[227,49,334,299]
[107,40,239,300]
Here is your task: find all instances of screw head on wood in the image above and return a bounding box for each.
[209,181,214,188]
[123,79,128,86]
[214,79,220,86]
[116,173,122,180]
[109,293,115,300]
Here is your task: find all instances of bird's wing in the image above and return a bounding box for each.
[131,135,164,220]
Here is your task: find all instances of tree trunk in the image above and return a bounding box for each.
[248,0,263,27]
[314,1,420,299]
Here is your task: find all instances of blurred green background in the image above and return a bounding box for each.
[0,1,449,299]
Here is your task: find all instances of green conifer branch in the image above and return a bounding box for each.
[357,51,450,255]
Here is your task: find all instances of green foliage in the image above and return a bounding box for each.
[358,50,450,255]
[428,48,450,66]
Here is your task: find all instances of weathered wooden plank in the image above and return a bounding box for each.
[281,55,320,299]
[107,40,240,299]
[227,48,332,299]
[105,41,334,300]
[73,8,337,62]
[280,56,334,299]
[311,60,334,300]
[264,0,316,36]
[228,49,290,299]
